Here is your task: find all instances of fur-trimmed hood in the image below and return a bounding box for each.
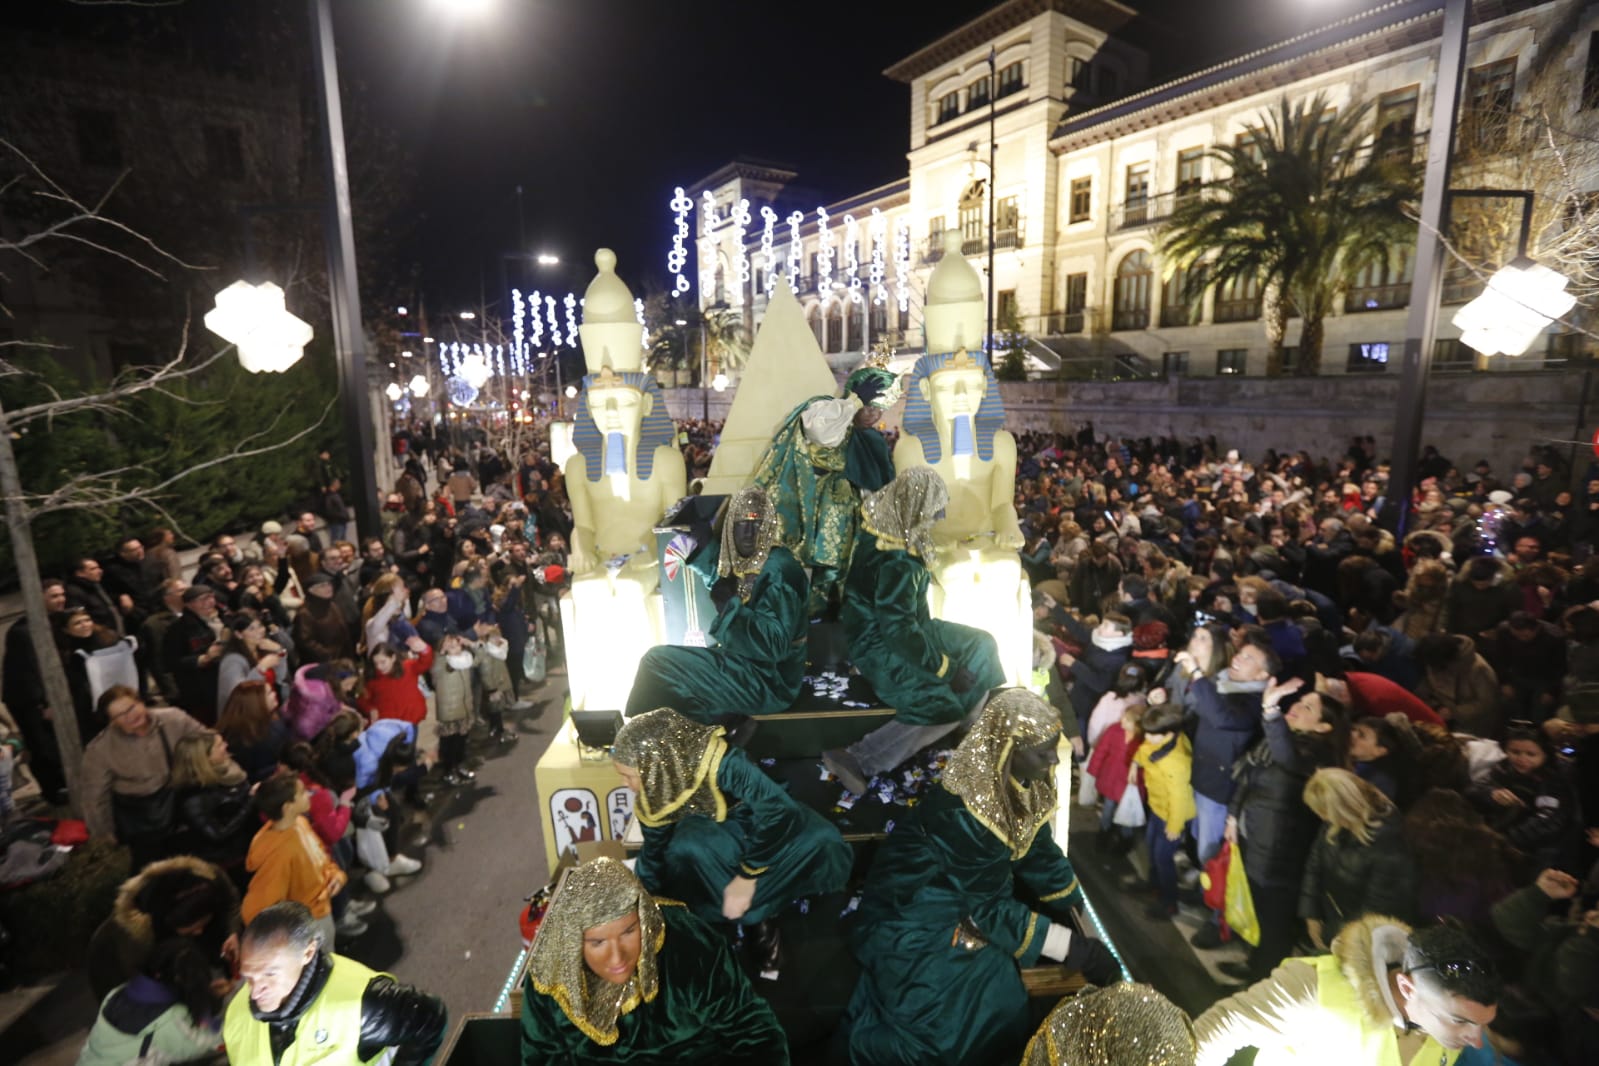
[109,854,237,947]
[1331,913,1413,1030]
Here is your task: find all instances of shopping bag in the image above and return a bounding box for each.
[1112,786,1147,828]
[1076,759,1099,807]
[523,636,547,685]
[1200,841,1231,914]
[79,638,139,708]
[1224,842,1261,946]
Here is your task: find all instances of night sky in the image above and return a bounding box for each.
[11,0,1386,312]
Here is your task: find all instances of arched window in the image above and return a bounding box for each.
[870,301,888,340]
[847,303,864,351]
[826,302,844,353]
[1112,250,1152,331]
[807,304,823,349]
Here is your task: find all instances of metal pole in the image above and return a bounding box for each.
[1384,0,1470,536]
[308,0,380,540]
[986,46,998,357]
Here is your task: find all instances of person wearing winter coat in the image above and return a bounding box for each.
[1480,612,1567,725]
[85,855,241,1005]
[1297,768,1416,947]
[474,624,518,744]
[430,631,478,787]
[1414,633,1502,738]
[77,938,223,1066]
[1131,704,1197,918]
[1468,726,1581,872]
[1447,556,1519,639]
[1058,611,1136,732]
[1225,677,1350,981]
[167,732,256,879]
[1490,868,1599,1066]
[283,661,361,743]
[358,639,435,726]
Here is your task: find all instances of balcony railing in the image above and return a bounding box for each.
[1046,311,1085,334]
[1213,296,1262,323]
[1112,190,1182,231]
[1344,283,1410,313]
[961,218,1025,255]
[1159,304,1193,328]
[1111,308,1149,332]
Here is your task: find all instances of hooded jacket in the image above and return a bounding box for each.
[1195,915,1461,1066]
[1414,635,1500,738]
[85,855,240,1002]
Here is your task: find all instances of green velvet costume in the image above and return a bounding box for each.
[843,784,1084,1066]
[632,745,851,927]
[625,546,809,722]
[751,395,894,611]
[842,526,1004,725]
[520,902,790,1065]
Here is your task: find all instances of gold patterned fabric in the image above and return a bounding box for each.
[526,858,668,1046]
[941,688,1061,859]
[1021,982,1197,1066]
[860,467,949,567]
[612,709,728,828]
[717,486,783,602]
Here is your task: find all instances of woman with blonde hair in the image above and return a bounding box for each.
[168,731,255,875]
[1296,767,1415,948]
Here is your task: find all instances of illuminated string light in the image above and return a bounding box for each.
[816,207,833,294]
[511,288,525,362]
[564,292,578,348]
[786,210,804,290]
[731,197,752,297]
[760,206,777,295]
[529,289,544,348]
[869,208,888,306]
[667,187,692,297]
[700,190,719,303]
[634,296,648,351]
[893,219,912,314]
[545,295,559,348]
[843,212,862,305]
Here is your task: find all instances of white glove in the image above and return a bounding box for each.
[1040,921,1073,962]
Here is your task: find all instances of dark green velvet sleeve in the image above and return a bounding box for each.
[1011,820,1085,924]
[707,550,807,662]
[844,424,894,492]
[520,975,581,1065]
[633,822,673,898]
[923,794,1050,965]
[659,905,791,1065]
[716,749,801,878]
[870,551,947,678]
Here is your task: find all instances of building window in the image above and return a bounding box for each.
[927,215,946,261]
[826,303,844,353]
[1279,346,1299,374]
[1461,57,1516,150]
[968,75,990,111]
[807,252,820,292]
[997,289,1018,330]
[74,109,122,168]
[1346,251,1413,312]
[1123,163,1151,224]
[1214,274,1261,322]
[1585,33,1599,111]
[847,305,864,351]
[1112,250,1152,331]
[714,266,726,305]
[870,302,888,339]
[1234,130,1264,168]
[808,306,823,348]
[1375,85,1419,158]
[995,195,1019,247]
[1068,56,1091,91]
[1346,341,1392,373]
[937,92,961,125]
[1069,177,1092,223]
[996,61,1024,99]
[1216,349,1247,375]
[1432,338,1474,370]
[204,125,245,181]
[1063,272,1087,333]
[959,183,984,255]
[1163,351,1189,376]
[1160,266,1193,328]
[1096,66,1119,98]
[1175,148,1204,202]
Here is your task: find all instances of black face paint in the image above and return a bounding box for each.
[1009,736,1061,783]
[733,518,761,558]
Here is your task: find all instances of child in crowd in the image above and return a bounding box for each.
[241,770,347,945]
[359,637,435,725]
[1349,712,1420,808]
[1084,694,1143,854]
[430,632,477,787]
[1468,724,1581,872]
[474,623,518,745]
[1131,703,1195,919]
[1084,661,1151,748]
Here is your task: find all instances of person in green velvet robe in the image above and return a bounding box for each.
[823,468,1006,794]
[842,689,1123,1066]
[520,857,789,1065]
[612,708,850,978]
[750,366,899,614]
[625,487,808,723]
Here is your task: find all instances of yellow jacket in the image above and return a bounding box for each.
[1133,734,1196,832]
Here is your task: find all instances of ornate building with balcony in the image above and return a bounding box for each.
[689,0,1597,378]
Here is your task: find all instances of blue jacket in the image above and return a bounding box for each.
[354,720,417,793]
[1183,674,1264,804]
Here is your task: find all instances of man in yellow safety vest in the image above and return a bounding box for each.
[224,902,447,1066]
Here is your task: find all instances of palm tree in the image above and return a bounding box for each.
[1159,93,1418,375]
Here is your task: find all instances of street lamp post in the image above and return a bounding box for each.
[308,0,380,539]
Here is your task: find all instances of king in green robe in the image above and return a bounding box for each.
[750,366,898,614]
[612,709,851,976]
[842,690,1116,1066]
[626,487,809,723]
[520,857,789,1065]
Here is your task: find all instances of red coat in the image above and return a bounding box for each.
[1344,670,1444,727]
[1086,722,1140,803]
[358,646,434,724]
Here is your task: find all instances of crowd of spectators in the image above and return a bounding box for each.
[1026,426,1599,1063]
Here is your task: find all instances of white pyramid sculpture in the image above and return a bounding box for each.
[700,278,839,495]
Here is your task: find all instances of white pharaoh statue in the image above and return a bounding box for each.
[560,249,687,711]
[893,230,1031,684]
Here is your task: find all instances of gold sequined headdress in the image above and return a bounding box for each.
[942,688,1061,858]
[1021,982,1197,1066]
[611,709,728,828]
[716,485,782,601]
[860,467,949,566]
[526,858,668,1046]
